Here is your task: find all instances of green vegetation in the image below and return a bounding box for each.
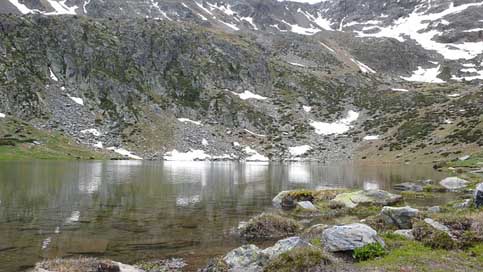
[264,247,332,272]
[353,243,386,261]
[0,119,107,160]
[238,213,302,241]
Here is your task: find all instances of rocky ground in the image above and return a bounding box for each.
[30,154,483,271]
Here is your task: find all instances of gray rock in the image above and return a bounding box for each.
[330,190,402,208]
[322,223,384,252]
[423,218,450,233]
[427,206,441,213]
[439,177,469,190]
[475,182,483,208]
[394,229,414,240]
[297,201,318,211]
[272,191,290,208]
[459,155,470,161]
[223,244,268,272]
[262,237,311,259]
[381,206,419,229]
[453,198,472,209]
[393,182,423,192]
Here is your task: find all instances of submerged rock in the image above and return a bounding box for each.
[330,190,402,208]
[322,223,384,252]
[475,182,483,208]
[439,177,469,190]
[223,244,268,272]
[261,236,312,259]
[380,206,419,229]
[393,182,423,192]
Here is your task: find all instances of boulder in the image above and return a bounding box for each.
[223,244,268,272]
[296,201,318,211]
[33,258,142,272]
[322,223,384,252]
[394,229,414,240]
[330,190,402,208]
[393,182,423,192]
[262,237,312,259]
[380,206,419,229]
[423,218,450,233]
[475,182,483,208]
[439,177,469,190]
[453,199,472,209]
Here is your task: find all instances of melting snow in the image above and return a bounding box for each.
[202,138,209,146]
[7,0,37,14]
[44,0,78,15]
[319,42,335,53]
[93,142,104,149]
[350,58,376,73]
[219,20,240,31]
[68,95,84,105]
[230,90,268,100]
[241,17,258,30]
[289,62,306,67]
[164,149,211,161]
[363,135,380,141]
[310,110,359,135]
[447,93,461,97]
[303,106,312,112]
[80,128,101,137]
[178,118,202,125]
[83,0,91,14]
[401,65,445,83]
[281,20,320,35]
[288,145,312,157]
[0,113,5,118]
[107,147,143,160]
[243,146,269,162]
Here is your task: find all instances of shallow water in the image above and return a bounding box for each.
[0,160,448,271]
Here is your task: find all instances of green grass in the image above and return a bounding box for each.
[357,234,483,271]
[0,119,108,160]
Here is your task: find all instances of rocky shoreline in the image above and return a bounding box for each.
[31,157,483,272]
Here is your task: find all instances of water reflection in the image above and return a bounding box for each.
[0,160,446,271]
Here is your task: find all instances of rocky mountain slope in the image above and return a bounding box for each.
[0,0,481,161]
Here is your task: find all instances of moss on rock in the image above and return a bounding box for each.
[239,213,302,241]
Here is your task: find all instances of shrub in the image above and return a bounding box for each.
[264,247,332,272]
[239,213,302,241]
[353,243,386,261]
[412,221,456,250]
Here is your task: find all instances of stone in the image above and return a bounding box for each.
[393,182,423,192]
[330,190,402,208]
[427,206,441,213]
[475,182,483,208]
[439,177,469,190]
[381,206,419,229]
[459,155,470,161]
[423,218,450,233]
[223,244,268,272]
[394,229,414,240]
[262,237,312,259]
[272,191,290,208]
[322,223,384,252]
[296,201,318,211]
[453,199,472,209]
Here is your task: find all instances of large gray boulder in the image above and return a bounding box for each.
[475,182,483,208]
[380,206,419,229]
[223,245,268,272]
[272,191,291,208]
[330,190,402,208]
[322,223,384,252]
[394,229,414,240]
[262,237,312,259]
[439,177,469,190]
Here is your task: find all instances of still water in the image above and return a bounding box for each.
[0,160,447,271]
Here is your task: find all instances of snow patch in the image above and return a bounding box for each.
[49,68,58,81]
[303,106,312,112]
[288,145,312,157]
[310,110,359,135]
[68,95,84,105]
[363,135,380,141]
[80,128,101,137]
[107,147,143,160]
[8,0,38,14]
[65,211,80,224]
[244,129,266,137]
[243,146,269,162]
[202,138,209,146]
[288,62,306,67]
[178,118,202,126]
[230,90,268,100]
[350,58,376,73]
[0,113,5,118]
[93,142,104,149]
[164,149,211,161]
[401,65,445,83]
[319,41,335,53]
[44,0,78,15]
[391,88,409,92]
